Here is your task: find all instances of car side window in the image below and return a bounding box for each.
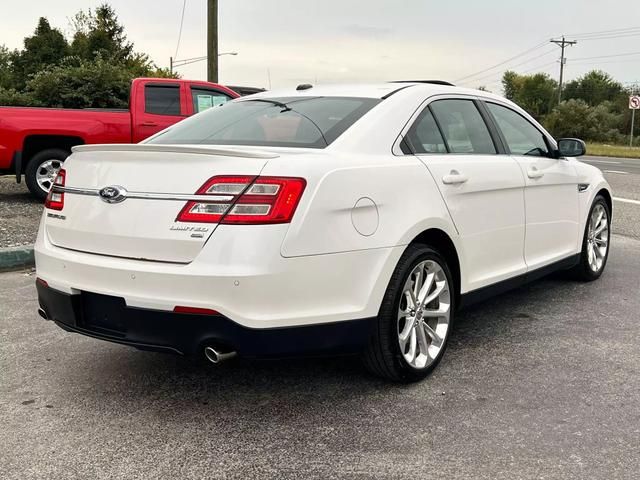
[145,85,181,116]
[429,99,496,154]
[191,88,232,113]
[486,102,550,157]
[404,108,447,154]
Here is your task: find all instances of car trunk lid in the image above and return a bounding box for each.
[45,144,276,263]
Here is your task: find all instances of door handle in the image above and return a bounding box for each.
[527,167,544,179]
[141,121,158,127]
[442,170,469,185]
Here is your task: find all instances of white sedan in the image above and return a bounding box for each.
[35,81,612,382]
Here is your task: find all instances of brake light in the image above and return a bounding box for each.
[44,169,66,211]
[176,176,306,224]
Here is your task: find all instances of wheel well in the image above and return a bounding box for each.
[410,229,461,307]
[22,135,84,171]
[596,188,612,214]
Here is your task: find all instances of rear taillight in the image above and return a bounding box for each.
[176,176,306,224]
[44,169,66,211]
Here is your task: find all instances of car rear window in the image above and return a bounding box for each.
[147,96,380,148]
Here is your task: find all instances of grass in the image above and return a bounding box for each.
[586,143,640,159]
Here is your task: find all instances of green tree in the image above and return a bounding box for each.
[70,5,133,62]
[544,99,624,143]
[10,17,69,88]
[26,55,134,109]
[1,3,177,108]
[0,87,41,106]
[0,45,13,89]
[502,71,520,101]
[563,70,624,107]
[501,71,557,119]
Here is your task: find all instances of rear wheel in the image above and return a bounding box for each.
[363,244,454,382]
[570,195,611,281]
[25,149,69,200]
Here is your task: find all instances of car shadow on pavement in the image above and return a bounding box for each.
[50,271,601,414]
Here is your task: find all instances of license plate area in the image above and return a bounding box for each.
[79,292,127,337]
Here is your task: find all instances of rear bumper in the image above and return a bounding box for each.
[37,281,374,357]
[35,218,404,329]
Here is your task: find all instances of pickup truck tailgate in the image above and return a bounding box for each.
[44,144,275,263]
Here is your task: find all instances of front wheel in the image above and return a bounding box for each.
[25,149,69,201]
[363,244,455,382]
[570,195,611,281]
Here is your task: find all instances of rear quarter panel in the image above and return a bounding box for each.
[261,153,458,258]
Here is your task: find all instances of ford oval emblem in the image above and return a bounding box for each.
[99,185,128,204]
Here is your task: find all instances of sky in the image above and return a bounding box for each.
[2,0,640,92]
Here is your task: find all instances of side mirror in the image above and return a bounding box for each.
[557,138,586,157]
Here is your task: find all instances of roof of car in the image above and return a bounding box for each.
[245,82,500,101]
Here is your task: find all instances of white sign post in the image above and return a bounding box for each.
[630,95,640,147]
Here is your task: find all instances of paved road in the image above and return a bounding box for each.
[581,156,640,240]
[583,155,640,177]
[2,235,639,479]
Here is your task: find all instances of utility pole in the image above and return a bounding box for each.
[550,36,577,104]
[169,56,173,75]
[207,0,219,83]
[631,83,638,148]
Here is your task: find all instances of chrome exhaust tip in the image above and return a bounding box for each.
[204,346,237,364]
[38,308,48,320]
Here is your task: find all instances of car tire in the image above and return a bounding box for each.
[570,195,611,282]
[25,149,70,201]
[363,244,455,382]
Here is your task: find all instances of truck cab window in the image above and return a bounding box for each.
[145,85,181,116]
[192,88,232,113]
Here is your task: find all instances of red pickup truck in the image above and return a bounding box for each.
[0,78,240,199]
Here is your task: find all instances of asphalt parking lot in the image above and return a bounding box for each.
[2,235,639,479]
[1,157,640,479]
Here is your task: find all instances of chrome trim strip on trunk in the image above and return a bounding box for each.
[53,185,235,202]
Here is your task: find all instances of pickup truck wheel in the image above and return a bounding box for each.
[25,149,69,200]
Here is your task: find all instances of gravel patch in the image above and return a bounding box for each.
[0,176,43,248]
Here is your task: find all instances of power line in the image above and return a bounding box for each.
[519,60,558,74]
[571,50,640,61]
[453,40,549,83]
[568,26,640,39]
[570,57,640,66]
[174,0,187,59]
[455,26,640,85]
[579,32,640,42]
[458,47,558,86]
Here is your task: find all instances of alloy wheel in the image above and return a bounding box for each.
[586,203,609,273]
[36,159,63,194]
[397,260,451,370]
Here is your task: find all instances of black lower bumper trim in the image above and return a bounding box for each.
[37,282,374,358]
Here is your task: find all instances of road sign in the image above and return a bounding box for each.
[631,96,639,147]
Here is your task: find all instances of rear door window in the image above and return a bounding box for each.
[191,88,232,113]
[430,99,496,154]
[145,85,181,116]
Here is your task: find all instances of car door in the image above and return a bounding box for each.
[483,101,580,270]
[402,97,527,291]
[133,83,187,142]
